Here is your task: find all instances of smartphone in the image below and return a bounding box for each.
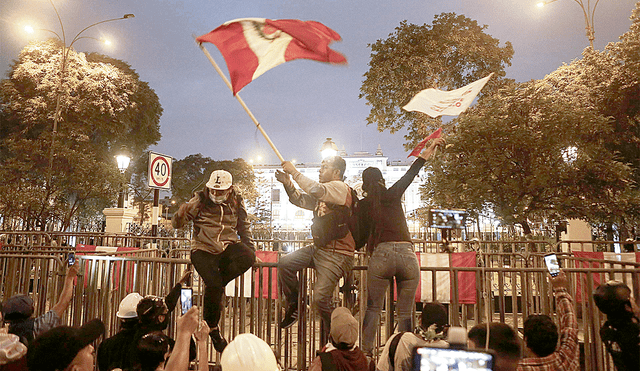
[181,288,193,315]
[412,346,494,371]
[67,253,76,266]
[544,253,561,277]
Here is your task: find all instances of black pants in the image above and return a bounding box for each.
[191,244,255,327]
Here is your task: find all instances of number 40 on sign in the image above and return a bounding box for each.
[148,152,173,189]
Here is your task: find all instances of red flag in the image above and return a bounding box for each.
[196,18,347,95]
[408,128,442,158]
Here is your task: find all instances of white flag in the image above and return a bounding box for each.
[403,73,494,118]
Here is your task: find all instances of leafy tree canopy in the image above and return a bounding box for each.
[359,13,514,148]
[0,39,162,230]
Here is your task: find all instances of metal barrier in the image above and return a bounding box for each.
[2,240,640,371]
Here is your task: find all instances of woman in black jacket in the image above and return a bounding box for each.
[357,137,444,356]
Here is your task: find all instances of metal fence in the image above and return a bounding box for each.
[1,235,639,371]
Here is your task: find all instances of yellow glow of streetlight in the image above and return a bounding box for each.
[24,25,34,34]
[537,2,545,7]
[103,38,112,46]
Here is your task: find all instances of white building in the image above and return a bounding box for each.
[251,141,429,236]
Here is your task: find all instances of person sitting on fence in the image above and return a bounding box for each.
[26,318,105,371]
[172,169,256,353]
[375,302,449,371]
[356,137,444,358]
[220,333,279,371]
[275,156,357,345]
[309,307,369,371]
[1,260,79,346]
[593,280,640,371]
[97,293,144,371]
[517,270,579,371]
[468,322,521,371]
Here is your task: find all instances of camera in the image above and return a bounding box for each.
[412,346,494,371]
[181,288,193,315]
[544,253,561,277]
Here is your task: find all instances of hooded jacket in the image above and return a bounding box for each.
[172,187,254,254]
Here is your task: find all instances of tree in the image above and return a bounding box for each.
[171,155,257,208]
[359,13,514,148]
[0,39,162,230]
[422,79,635,235]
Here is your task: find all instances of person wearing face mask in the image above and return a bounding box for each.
[172,169,256,353]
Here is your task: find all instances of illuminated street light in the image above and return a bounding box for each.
[321,138,338,159]
[115,146,131,208]
[537,0,600,49]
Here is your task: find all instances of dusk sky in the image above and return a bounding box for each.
[1,0,637,165]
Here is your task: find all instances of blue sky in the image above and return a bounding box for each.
[1,0,636,164]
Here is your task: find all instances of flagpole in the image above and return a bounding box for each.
[196,41,285,163]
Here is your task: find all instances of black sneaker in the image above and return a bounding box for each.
[209,328,228,353]
[279,304,298,329]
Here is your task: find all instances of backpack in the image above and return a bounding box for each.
[311,187,360,248]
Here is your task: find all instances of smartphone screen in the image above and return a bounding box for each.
[181,288,193,315]
[67,253,75,266]
[412,346,494,371]
[544,253,560,277]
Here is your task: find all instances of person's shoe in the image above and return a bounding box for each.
[279,304,298,329]
[209,328,228,353]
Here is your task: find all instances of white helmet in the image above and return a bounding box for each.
[117,293,143,319]
[221,333,278,371]
[0,333,27,365]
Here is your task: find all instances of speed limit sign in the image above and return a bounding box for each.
[148,152,172,189]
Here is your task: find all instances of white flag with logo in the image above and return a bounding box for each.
[403,73,494,118]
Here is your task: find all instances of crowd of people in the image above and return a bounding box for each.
[2,137,640,371]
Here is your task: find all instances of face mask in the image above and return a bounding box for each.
[209,189,229,204]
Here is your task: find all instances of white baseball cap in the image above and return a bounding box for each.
[206,170,232,190]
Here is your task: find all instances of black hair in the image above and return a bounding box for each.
[468,323,521,360]
[361,166,386,255]
[421,302,448,334]
[135,331,172,371]
[594,281,634,320]
[324,156,346,179]
[523,315,558,357]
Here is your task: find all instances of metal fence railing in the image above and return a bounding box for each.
[2,236,639,371]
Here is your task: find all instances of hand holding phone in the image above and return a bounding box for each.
[544,253,561,277]
[67,253,76,266]
[181,288,193,315]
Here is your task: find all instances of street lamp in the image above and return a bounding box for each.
[34,0,134,183]
[115,146,131,208]
[537,0,600,49]
[321,138,338,159]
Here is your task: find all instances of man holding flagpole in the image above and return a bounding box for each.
[275,156,357,343]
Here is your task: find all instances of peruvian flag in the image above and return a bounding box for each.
[572,251,640,302]
[197,18,347,95]
[418,252,477,304]
[76,244,139,290]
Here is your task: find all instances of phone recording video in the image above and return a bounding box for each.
[181,288,193,315]
[544,253,561,277]
[67,253,75,266]
[412,346,494,371]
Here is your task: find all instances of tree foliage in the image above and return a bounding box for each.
[0,39,162,230]
[423,80,636,234]
[359,13,514,148]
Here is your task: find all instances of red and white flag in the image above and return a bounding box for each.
[418,252,477,304]
[408,128,442,158]
[196,18,347,95]
[403,73,494,118]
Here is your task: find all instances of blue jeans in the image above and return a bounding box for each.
[278,245,354,336]
[362,242,419,354]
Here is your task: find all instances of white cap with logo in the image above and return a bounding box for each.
[206,170,233,190]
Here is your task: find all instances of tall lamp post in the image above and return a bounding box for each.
[115,147,131,208]
[537,0,600,49]
[30,0,134,179]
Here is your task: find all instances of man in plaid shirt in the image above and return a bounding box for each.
[517,270,579,371]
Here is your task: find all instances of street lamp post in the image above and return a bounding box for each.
[35,0,134,181]
[537,0,600,49]
[115,147,131,208]
[321,138,338,159]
